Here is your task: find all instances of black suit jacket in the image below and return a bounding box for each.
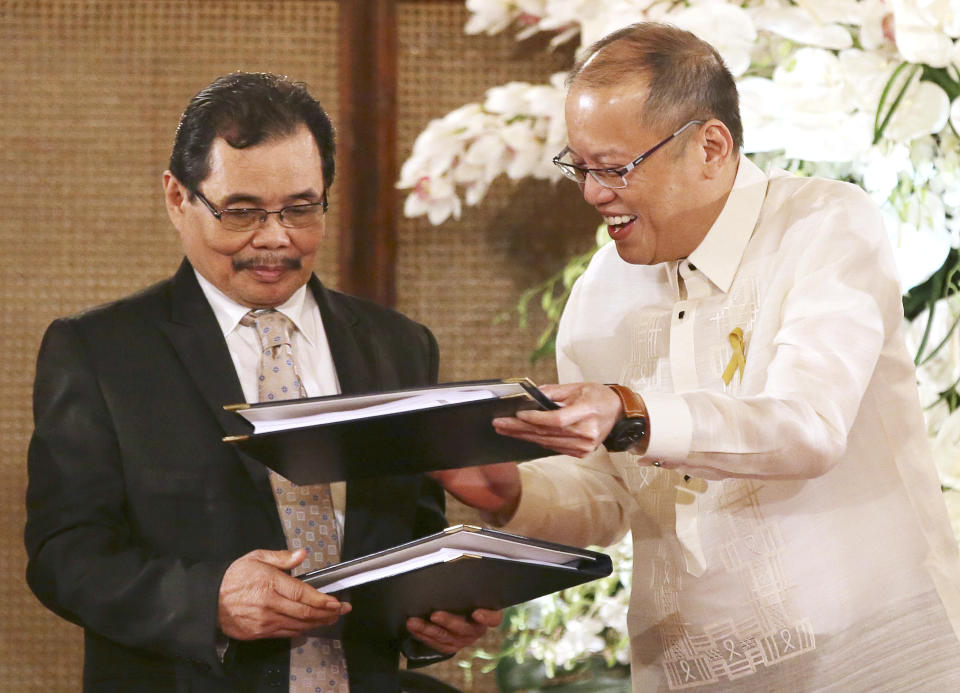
[25,260,447,692]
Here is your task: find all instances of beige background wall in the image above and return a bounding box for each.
[0,1,593,689]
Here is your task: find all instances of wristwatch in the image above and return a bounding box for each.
[603,384,649,454]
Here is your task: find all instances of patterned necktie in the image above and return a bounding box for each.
[241,309,349,692]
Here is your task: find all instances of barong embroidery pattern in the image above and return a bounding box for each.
[619,271,815,688]
[652,478,816,689]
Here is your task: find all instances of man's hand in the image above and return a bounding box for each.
[493,383,623,457]
[406,609,503,654]
[430,463,521,520]
[218,548,351,640]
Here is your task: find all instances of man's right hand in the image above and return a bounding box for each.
[430,462,521,523]
[218,548,350,640]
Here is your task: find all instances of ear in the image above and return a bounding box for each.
[699,119,735,179]
[162,171,189,228]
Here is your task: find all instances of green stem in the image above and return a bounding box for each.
[909,249,959,365]
[918,311,960,366]
[875,62,921,144]
[915,269,948,366]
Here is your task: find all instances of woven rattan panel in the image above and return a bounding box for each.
[0,1,339,689]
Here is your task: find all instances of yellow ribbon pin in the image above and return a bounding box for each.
[722,327,746,386]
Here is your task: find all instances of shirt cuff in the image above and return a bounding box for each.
[496,461,562,534]
[640,391,692,462]
[215,630,230,663]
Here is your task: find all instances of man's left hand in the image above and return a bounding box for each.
[493,382,623,457]
[406,609,503,653]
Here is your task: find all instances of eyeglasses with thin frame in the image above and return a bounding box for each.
[193,189,328,232]
[553,119,704,189]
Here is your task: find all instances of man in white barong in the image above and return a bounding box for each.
[435,22,960,693]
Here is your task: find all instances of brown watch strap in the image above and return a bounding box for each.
[606,384,648,419]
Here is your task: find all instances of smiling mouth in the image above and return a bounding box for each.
[603,214,637,238]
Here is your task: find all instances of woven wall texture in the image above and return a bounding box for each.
[0,1,596,690]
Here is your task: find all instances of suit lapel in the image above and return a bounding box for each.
[158,260,276,512]
[310,276,381,397]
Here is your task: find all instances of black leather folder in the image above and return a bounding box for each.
[299,525,613,636]
[223,379,557,484]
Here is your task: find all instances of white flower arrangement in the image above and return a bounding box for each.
[401,1,960,687]
[467,532,635,686]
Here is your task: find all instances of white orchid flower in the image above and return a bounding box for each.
[883,80,951,142]
[838,49,897,113]
[796,0,886,26]
[485,81,543,114]
[464,0,525,35]
[575,4,655,51]
[943,490,960,543]
[398,103,493,186]
[893,0,960,38]
[905,297,960,404]
[540,0,602,26]
[738,77,789,154]
[932,409,960,489]
[782,111,874,161]
[896,29,956,67]
[402,174,462,226]
[670,2,757,76]
[858,1,897,51]
[773,48,851,113]
[924,397,952,438]
[749,5,853,51]
[554,618,606,663]
[499,122,548,179]
[464,178,493,206]
[884,196,952,291]
[463,131,510,180]
[763,48,873,160]
[951,96,960,134]
[857,142,913,201]
[891,0,960,66]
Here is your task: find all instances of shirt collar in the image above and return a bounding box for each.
[687,154,769,293]
[193,269,318,346]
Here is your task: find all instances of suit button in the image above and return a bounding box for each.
[264,666,285,687]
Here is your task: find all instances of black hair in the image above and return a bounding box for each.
[168,72,335,196]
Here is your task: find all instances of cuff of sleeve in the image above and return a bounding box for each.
[496,460,560,534]
[400,634,454,668]
[640,391,692,463]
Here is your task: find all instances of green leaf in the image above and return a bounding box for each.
[920,65,960,101]
[903,248,959,321]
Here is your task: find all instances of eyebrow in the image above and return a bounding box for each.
[219,189,323,207]
[566,147,625,166]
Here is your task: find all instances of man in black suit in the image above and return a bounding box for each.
[25,72,499,692]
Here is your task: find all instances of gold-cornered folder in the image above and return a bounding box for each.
[221,378,557,485]
[298,524,612,637]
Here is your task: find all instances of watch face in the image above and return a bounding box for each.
[607,417,647,452]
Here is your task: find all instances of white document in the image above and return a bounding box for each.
[233,381,539,434]
[302,525,588,593]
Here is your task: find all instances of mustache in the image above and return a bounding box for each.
[232,255,302,271]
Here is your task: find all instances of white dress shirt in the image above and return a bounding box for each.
[195,271,347,537]
[504,157,960,691]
